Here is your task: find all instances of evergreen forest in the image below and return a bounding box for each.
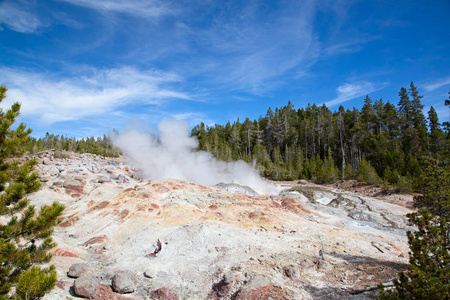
[25,132,120,158]
[191,83,450,192]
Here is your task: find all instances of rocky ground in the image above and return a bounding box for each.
[24,151,413,299]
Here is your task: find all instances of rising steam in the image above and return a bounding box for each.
[112,120,278,194]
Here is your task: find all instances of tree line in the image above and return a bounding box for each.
[191,83,450,191]
[24,132,121,158]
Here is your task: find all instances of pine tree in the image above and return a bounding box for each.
[379,160,450,299]
[379,209,449,299]
[0,85,64,299]
[398,87,414,154]
[427,106,444,156]
[444,92,450,139]
[414,160,450,219]
[357,159,382,186]
[409,82,427,155]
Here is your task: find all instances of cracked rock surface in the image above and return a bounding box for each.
[25,151,413,299]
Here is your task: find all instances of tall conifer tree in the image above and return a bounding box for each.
[0,85,64,299]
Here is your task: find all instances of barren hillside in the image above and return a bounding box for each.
[26,151,413,299]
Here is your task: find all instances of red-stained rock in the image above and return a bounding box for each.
[150,288,179,300]
[58,215,80,227]
[89,201,110,211]
[279,198,311,213]
[64,179,85,194]
[210,273,236,298]
[53,247,78,257]
[234,275,292,300]
[118,209,130,218]
[234,285,292,300]
[92,283,131,300]
[83,235,109,246]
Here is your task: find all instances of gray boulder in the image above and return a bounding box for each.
[73,273,99,298]
[67,263,90,278]
[97,175,112,183]
[112,272,135,294]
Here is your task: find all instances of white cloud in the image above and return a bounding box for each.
[325,82,382,107]
[170,112,215,127]
[423,77,450,92]
[59,0,173,18]
[0,67,190,124]
[0,0,42,33]
[323,35,382,56]
[179,1,319,95]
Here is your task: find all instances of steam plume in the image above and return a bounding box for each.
[112,120,277,194]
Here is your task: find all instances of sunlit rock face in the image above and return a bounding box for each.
[29,151,413,299]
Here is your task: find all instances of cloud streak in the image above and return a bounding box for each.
[423,77,450,92]
[325,82,382,107]
[0,67,189,124]
[160,1,320,95]
[0,0,42,33]
[59,0,173,19]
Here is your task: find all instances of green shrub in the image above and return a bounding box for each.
[378,210,449,299]
[357,159,382,185]
[15,266,57,300]
[0,85,64,299]
[379,160,450,299]
[53,150,70,159]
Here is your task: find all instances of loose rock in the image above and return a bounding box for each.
[150,287,179,300]
[73,273,99,298]
[97,175,112,183]
[144,265,159,278]
[283,264,300,279]
[112,271,135,294]
[212,272,236,297]
[63,179,84,194]
[67,263,90,278]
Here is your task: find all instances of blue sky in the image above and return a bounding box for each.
[0,0,449,138]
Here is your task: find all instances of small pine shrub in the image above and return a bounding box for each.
[15,266,57,300]
[378,210,450,299]
[344,163,355,180]
[379,160,450,299]
[53,150,70,159]
[357,159,382,185]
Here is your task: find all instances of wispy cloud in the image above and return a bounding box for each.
[325,81,382,107]
[170,112,214,127]
[185,1,319,95]
[423,77,450,91]
[0,0,43,33]
[0,67,189,124]
[323,35,382,56]
[59,0,173,19]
